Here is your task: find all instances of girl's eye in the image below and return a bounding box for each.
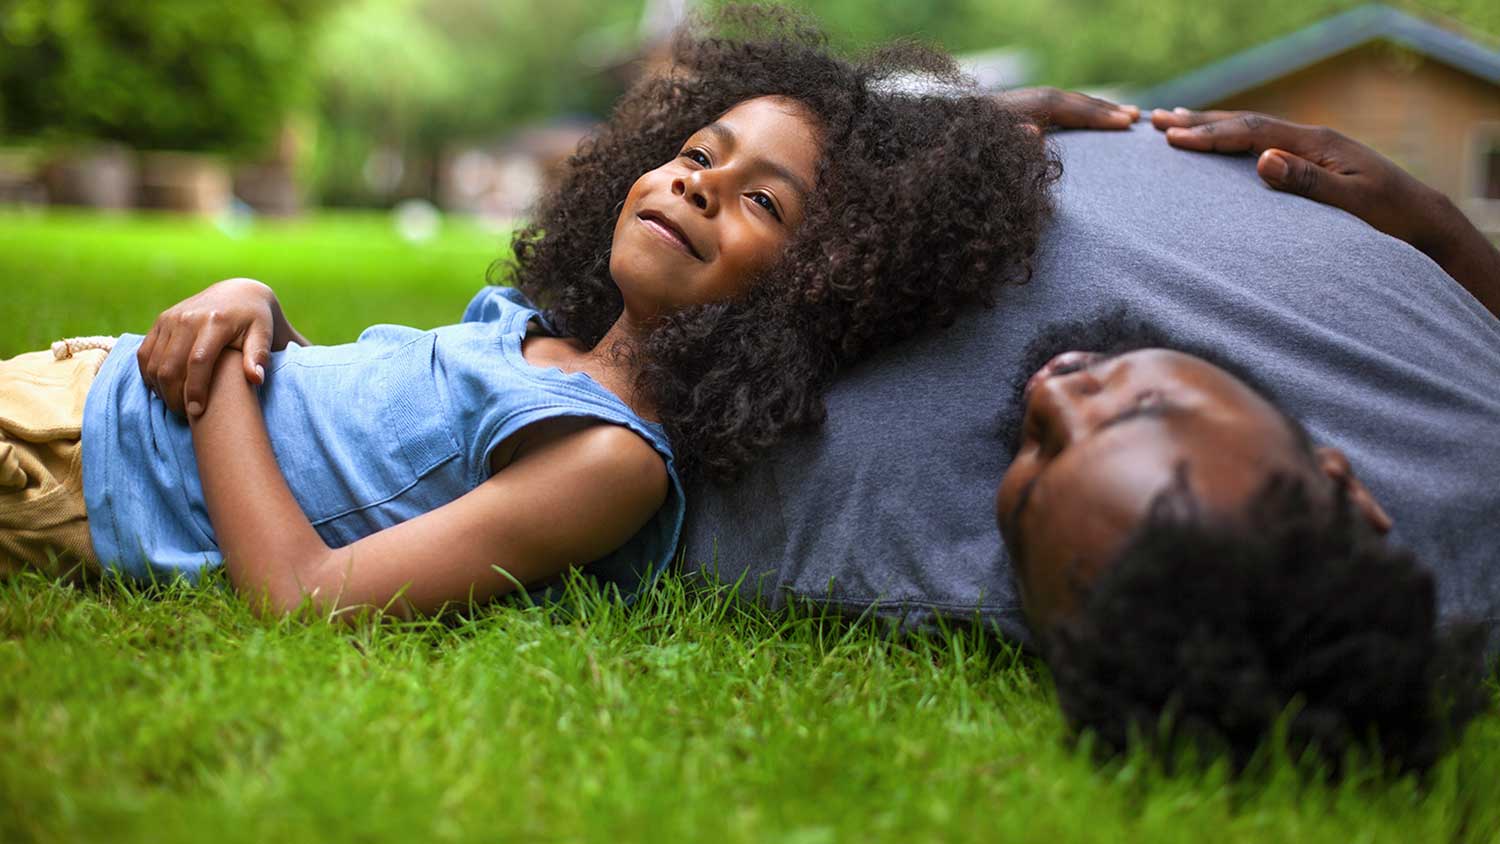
[680,149,710,167]
[750,192,782,221]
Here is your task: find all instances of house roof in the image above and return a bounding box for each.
[1135,4,1500,108]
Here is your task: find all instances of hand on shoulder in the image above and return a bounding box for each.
[996,87,1139,132]
[1152,107,1500,316]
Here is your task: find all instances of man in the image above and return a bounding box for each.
[996,310,1486,769]
[682,109,1500,666]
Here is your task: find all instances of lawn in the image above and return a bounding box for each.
[2,208,1498,844]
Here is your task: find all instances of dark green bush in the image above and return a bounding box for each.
[0,0,338,153]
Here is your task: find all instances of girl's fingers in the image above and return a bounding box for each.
[143,321,175,399]
[241,320,272,386]
[155,323,199,416]
[183,323,236,417]
[137,323,161,390]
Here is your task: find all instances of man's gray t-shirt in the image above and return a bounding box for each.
[680,122,1500,646]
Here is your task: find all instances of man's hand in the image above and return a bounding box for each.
[1151,108,1445,247]
[1153,107,1500,316]
[137,278,299,417]
[998,88,1140,132]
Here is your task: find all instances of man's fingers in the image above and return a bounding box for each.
[1257,149,1352,211]
[1150,107,1239,130]
[1060,95,1138,129]
[1164,113,1284,154]
[1162,113,1336,160]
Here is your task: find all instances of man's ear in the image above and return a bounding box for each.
[1315,446,1393,534]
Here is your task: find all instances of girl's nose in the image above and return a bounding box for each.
[673,171,719,215]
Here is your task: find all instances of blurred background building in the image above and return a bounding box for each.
[1136,5,1500,233]
[0,0,1496,233]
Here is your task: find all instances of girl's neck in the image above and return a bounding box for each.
[524,310,657,421]
[590,314,656,419]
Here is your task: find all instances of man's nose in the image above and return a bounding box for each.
[1028,369,1105,454]
[673,171,720,215]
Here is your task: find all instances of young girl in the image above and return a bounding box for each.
[2,7,1066,617]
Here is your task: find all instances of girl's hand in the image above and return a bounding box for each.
[997,87,1140,131]
[137,278,293,417]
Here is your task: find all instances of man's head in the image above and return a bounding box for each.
[997,312,1484,771]
[996,313,1390,628]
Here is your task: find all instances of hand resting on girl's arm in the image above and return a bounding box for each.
[138,277,310,418]
[189,349,668,618]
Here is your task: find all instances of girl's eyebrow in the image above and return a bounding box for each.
[703,121,812,202]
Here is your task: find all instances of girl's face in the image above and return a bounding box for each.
[609,96,821,319]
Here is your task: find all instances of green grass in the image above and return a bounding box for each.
[3,209,1499,843]
[0,206,501,351]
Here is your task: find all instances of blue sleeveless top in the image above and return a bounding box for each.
[81,286,684,602]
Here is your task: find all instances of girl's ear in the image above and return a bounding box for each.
[1314,446,1393,535]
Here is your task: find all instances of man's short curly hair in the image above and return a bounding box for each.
[1046,472,1488,774]
[496,4,1059,481]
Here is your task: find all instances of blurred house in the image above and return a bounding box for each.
[1136,4,1500,234]
[438,118,596,221]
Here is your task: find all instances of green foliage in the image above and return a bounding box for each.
[0,0,338,153]
[309,0,641,204]
[786,0,1500,88]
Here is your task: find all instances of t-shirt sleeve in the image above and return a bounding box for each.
[461,285,536,324]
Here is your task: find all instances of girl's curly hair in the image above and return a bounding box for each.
[499,4,1059,481]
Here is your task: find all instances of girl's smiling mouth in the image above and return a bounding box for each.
[637,210,703,260]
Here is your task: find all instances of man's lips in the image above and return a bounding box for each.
[637,210,702,260]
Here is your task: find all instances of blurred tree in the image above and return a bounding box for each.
[0,0,339,153]
[310,0,640,205]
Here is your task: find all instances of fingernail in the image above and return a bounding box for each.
[255,364,265,383]
[1262,151,1288,181]
[188,401,203,417]
[1174,106,1189,114]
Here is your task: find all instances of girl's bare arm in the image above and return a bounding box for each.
[189,350,668,618]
